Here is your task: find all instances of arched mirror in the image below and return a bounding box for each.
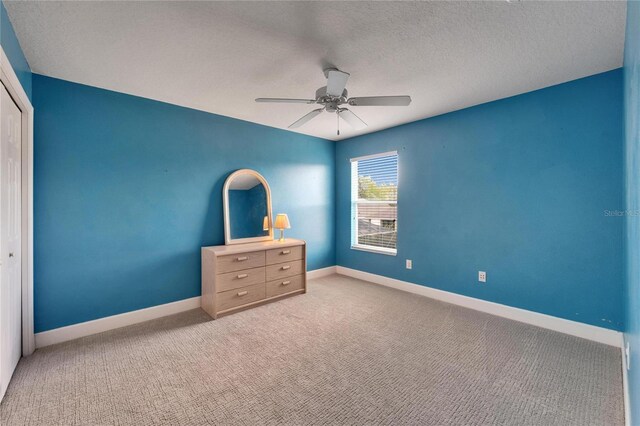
[223,169,273,245]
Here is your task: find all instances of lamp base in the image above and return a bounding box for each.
[278,229,285,242]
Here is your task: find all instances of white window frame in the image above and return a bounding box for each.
[350,151,398,256]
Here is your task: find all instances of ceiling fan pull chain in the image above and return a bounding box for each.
[337,111,340,136]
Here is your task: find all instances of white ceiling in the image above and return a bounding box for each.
[4,1,626,141]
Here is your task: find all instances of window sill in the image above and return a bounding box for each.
[351,245,397,256]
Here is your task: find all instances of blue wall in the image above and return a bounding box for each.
[32,74,335,332]
[624,0,640,423]
[0,1,31,100]
[336,70,624,331]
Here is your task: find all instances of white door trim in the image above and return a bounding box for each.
[0,47,34,356]
[622,335,631,426]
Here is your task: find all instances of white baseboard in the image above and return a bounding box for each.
[622,335,631,426]
[336,266,622,348]
[307,266,337,280]
[35,296,202,348]
[34,265,622,350]
[35,267,338,348]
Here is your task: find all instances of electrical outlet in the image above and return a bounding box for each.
[406,259,412,269]
[626,342,631,370]
[478,271,486,283]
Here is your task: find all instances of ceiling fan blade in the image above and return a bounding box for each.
[338,108,367,130]
[255,98,316,104]
[347,96,411,106]
[288,108,323,129]
[326,69,350,97]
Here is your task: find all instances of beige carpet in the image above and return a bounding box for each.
[0,275,624,425]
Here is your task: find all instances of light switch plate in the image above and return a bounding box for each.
[478,271,486,283]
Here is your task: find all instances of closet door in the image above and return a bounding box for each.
[0,82,22,401]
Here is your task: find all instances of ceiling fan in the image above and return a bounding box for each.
[255,68,411,135]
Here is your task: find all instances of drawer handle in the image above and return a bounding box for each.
[237,273,248,279]
[237,291,248,297]
[281,265,291,270]
[236,256,248,261]
[281,250,291,255]
[281,280,291,286]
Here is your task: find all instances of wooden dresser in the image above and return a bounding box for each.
[201,239,306,319]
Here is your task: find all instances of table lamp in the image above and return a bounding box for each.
[274,214,291,242]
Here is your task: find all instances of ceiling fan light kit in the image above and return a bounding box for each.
[255,68,411,135]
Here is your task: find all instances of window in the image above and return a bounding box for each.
[351,151,398,255]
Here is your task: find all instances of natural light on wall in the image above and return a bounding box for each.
[350,151,398,255]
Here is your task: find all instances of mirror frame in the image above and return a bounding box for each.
[223,169,273,245]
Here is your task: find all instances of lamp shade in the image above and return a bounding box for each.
[274,214,291,230]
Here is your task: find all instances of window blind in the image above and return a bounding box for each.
[350,151,398,254]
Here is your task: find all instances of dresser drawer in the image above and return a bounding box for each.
[217,267,265,293]
[266,259,304,281]
[266,245,303,265]
[217,251,265,274]
[266,274,304,298]
[216,283,266,312]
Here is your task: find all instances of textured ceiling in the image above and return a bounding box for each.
[4,1,626,141]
